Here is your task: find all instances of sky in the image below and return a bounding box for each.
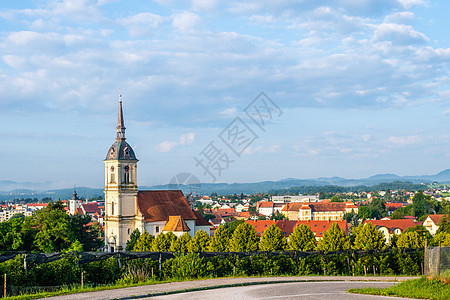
[1,0,450,189]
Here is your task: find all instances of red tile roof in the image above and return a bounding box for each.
[259,202,274,208]
[137,190,197,222]
[245,220,276,236]
[363,219,418,233]
[427,214,449,225]
[163,215,191,232]
[81,202,101,214]
[192,210,210,226]
[246,220,348,238]
[289,220,348,237]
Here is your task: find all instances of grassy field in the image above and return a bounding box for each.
[349,277,450,300]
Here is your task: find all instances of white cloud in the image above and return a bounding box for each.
[172,11,202,31]
[180,132,195,144]
[384,11,415,24]
[155,141,178,152]
[155,132,195,152]
[373,23,429,45]
[388,135,422,146]
[120,13,165,37]
[192,0,218,12]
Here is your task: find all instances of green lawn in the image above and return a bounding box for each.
[348,277,450,300]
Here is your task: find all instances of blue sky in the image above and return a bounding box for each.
[1,0,450,189]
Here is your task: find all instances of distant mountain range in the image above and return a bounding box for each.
[1,169,450,201]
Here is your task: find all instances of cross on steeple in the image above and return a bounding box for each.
[116,92,126,141]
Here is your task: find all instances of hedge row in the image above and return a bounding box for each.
[0,249,423,289]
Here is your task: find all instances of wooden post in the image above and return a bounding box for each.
[151,268,154,280]
[3,274,6,298]
[373,265,376,276]
[364,265,367,276]
[24,254,27,274]
[438,240,442,277]
[81,272,84,289]
[424,239,428,277]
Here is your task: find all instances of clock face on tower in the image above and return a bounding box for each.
[124,165,130,172]
[110,166,115,172]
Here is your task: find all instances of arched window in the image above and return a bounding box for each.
[124,165,130,183]
[111,202,115,215]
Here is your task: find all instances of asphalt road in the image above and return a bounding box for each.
[151,281,416,300]
[43,276,420,300]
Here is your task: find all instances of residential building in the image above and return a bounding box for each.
[282,201,357,221]
[423,214,449,235]
[363,219,418,243]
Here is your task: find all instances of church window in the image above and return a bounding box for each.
[128,228,130,235]
[123,165,130,183]
[111,203,115,215]
[155,226,160,233]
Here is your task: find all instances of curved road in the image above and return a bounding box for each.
[44,276,420,300]
[152,281,416,300]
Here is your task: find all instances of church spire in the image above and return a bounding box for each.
[116,93,126,141]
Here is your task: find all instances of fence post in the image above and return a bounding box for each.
[117,253,122,269]
[424,239,427,277]
[159,253,162,278]
[3,274,6,298]
[437,240,441,276]
[24,253,27,274]
[81,272,84,289]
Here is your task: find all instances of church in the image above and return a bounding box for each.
[104,98,210,252]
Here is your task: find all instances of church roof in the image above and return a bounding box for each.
[137,190,198,222]
[105,99,138,161]
[105,140,137,161]
[163,215,190,232]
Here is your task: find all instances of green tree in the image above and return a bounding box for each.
[434,232,450,246]
[288,224,316,251]
[412,191,432,219]
[229,222,259,252]
[187,230,210,252]
[317,223,347,251]
[152,232,177,252]
[32,201,76,252]
[343,211,359,229]
[126,229,141,251]
[259,224,287,251]
[436,215,450,234]
[208,225,230,252]
[223,219,245,234]
[352,223,386,250]
[368,197,387,219]
[403,225,433,245]
[133,231,155,251]
[65,240,83,252]
[358,206,371,220]
[269,211,284,220]
[330,195,343,202]
[69,215,103,251]
[170,232,192,252]
[397,231,424,248]
[390,209,406,220]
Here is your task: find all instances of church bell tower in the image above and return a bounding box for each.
[104,96,138,252]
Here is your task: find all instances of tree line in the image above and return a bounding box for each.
[125,216,450,254]
[0,201,103,252]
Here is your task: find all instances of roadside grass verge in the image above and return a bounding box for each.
[348,277,450,300]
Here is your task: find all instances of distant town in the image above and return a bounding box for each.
[2,181,449,247]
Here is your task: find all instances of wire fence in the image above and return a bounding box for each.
[424,245,450,278]
[0,248,424,298]
[0,248,422,266]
